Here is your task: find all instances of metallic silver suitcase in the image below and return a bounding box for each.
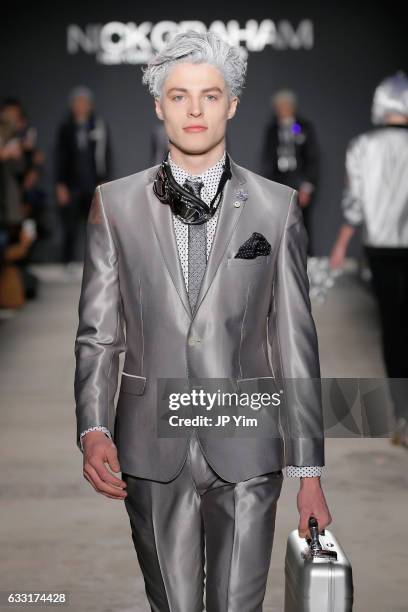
[284,517,354,611]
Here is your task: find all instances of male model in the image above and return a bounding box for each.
[75,31,331,611]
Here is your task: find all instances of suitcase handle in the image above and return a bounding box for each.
[309,515,325,536]
[305,516,338,560]
[308,516,323,553]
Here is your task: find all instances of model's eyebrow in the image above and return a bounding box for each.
[167,87,188,94]
[167,87,224,94]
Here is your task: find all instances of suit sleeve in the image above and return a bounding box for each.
[341,136,365,227]
[268,189,325,467]
[74,186,126,450]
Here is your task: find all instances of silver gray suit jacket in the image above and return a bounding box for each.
[74,158,325,482]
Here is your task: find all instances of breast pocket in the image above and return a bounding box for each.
[227,255,271,268]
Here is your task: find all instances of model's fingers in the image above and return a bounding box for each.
[84,464,127,499]
[83,470,119,499]
[83,470,98,492]
[84,471,122,500]
[105,446,122,474]
[88,455,126,488]
[86,464,127,498]
[298,513,311,538]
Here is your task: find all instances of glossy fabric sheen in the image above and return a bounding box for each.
[342,125,408,246]
[123,432,283,612]
[74,158,325,481]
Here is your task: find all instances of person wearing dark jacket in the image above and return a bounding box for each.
[55,87,111,267]
[261,89,319,252]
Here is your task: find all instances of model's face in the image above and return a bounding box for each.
[71,96,92,121]
[274,99,295,120]
[1,105,20,128]
[155,62,238,155]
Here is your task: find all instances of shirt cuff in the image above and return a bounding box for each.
[79,426,112,451]
[286,465,324,478]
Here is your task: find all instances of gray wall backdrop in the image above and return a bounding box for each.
[1,1,407,257]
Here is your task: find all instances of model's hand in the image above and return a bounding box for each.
[329,242,346,269]
[298,189,311,208]
[330,224,356,269]
[56,183,71,206]
[297,477,332,538]
[82,431,127,500]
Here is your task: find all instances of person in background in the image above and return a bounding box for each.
[3,98,48,242]
[330,71,408,448]
[55,87,112,272]
[261,89,319,252]
[0,99,37,306]
[0,98,26,226]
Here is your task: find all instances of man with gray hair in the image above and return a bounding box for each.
[55,86,111,270]
[261,88,319,253]
[75,30,331,610]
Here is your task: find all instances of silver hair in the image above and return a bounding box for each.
[142,30,247,99]
[69,86,94,106]
[272,89,298,109]
[371,71,408,124]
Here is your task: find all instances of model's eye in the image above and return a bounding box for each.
[172,95,184,101]
[206,95,218,101]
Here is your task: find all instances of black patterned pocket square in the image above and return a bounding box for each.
[234,232,271,259]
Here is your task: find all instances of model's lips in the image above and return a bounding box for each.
[183,125,208,133]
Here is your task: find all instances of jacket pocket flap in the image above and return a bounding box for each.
[120,372,147,395]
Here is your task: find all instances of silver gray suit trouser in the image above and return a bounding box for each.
[123,431,284,612]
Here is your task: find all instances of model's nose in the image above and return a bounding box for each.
[187,100,203,117]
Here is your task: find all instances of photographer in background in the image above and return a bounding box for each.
[0,98,38,309]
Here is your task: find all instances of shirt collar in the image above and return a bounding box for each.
[168,151,226,200]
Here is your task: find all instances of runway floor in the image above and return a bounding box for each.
[0,265,407,611]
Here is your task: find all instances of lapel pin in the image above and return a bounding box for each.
[233,189,248,208]
[235,189,248,201]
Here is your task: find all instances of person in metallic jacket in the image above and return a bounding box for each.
[75,30,332,611]
[331,71,408,448]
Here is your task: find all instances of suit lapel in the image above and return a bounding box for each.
[192,161,247,318]
[146,169,192,318]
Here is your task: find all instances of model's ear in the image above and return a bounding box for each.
[227,97,239,120]
[155,98,164,121]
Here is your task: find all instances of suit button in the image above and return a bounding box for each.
[188,336,201,346]
[233,201,241,208]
